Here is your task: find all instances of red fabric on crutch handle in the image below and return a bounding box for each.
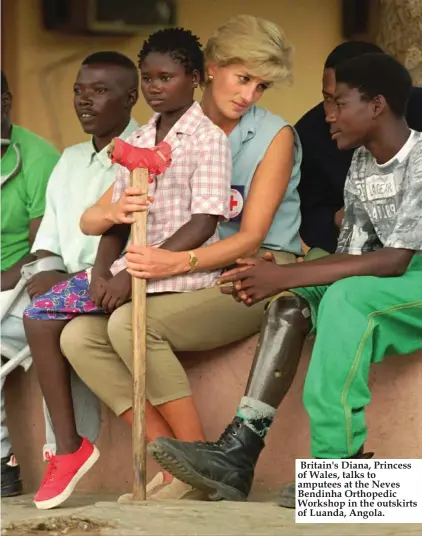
[109,138,172,173]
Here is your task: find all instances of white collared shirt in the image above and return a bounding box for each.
[32,118,138,273]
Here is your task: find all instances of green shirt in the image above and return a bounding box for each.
[1,125,60,271]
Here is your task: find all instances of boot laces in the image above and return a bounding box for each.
[190,420,241,449]
[215,419,242,446]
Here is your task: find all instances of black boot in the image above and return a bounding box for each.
[277,448,374,508]
[1,454,23,497]
[148,417,265,501]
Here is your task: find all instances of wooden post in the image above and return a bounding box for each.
[130,167,149,500]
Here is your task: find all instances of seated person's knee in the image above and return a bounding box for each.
[107,302,131,344]
[60,317,88,364]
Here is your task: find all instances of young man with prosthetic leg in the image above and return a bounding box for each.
[147,53,422,506]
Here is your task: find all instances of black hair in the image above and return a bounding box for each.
[1,70,9,93]
[138,28,204,82]
[81,51,138,85]
[325,41,384,69]
[335,53,412,117]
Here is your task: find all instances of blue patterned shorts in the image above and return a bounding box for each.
[24,271,102,321]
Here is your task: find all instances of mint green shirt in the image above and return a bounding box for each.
[31,119,138,273]
[1,125,60,271]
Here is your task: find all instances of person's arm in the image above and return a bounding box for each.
[126,126,296,278]
[219,147,422,305]
[89,224,131,310]
[1,217,42,291]
[80,183,115,236]
[80,162,131,236]
[81,182,154,236]
[25,155,78,297]
[92,224,131,276]
[1,150,60,291]
[218,247,414,305]
[159,214,220,252]
[158,128,231,252]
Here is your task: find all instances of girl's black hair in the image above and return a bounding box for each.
[138,28,204,82]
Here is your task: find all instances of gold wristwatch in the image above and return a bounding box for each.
[188,251,199,273]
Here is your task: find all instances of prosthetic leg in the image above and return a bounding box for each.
[244,293,312,407]
[148,293,313,502]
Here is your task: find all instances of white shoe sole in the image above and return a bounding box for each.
[34,446,100,510]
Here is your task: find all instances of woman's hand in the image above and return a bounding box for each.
[126,246,188,279]
[109,187,154,225]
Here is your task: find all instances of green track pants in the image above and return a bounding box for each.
[294,254,422,458]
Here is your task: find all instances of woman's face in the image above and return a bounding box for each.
[208,63,272,119]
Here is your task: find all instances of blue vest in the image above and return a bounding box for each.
[219,105,303,255]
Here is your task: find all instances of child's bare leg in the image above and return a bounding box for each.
[156,396,206,442]
[23,317,81,455]
[121,405,175,483]
[120,403,175,440]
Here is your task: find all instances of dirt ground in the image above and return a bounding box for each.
[2,494,420,536]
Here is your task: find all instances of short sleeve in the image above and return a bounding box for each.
[25,152,60,219]
[384,143,422,251]
[190,129,232,219]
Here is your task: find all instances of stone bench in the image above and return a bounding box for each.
[5,337,422,494]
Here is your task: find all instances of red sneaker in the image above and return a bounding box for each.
[34,438,99,510]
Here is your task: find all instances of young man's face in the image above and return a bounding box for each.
[140,52,198,114]
[73,64,135,137]
[327,83,374,150]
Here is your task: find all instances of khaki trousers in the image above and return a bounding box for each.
[61,250,297,414]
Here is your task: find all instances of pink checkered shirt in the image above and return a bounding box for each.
[110,101,232,293]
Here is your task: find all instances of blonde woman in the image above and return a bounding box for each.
[61,15,306,500]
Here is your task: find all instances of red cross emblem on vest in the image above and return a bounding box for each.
[229,187,244,220]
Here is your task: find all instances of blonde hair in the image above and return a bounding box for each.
[205,15,293,83]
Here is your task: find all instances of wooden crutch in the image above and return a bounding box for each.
[108,138,171,501]
[130,166,149,500]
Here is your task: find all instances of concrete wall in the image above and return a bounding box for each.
[6,338,422,494]
[1,0,343,150]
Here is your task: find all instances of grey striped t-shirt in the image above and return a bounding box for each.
[337,130,422,255]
